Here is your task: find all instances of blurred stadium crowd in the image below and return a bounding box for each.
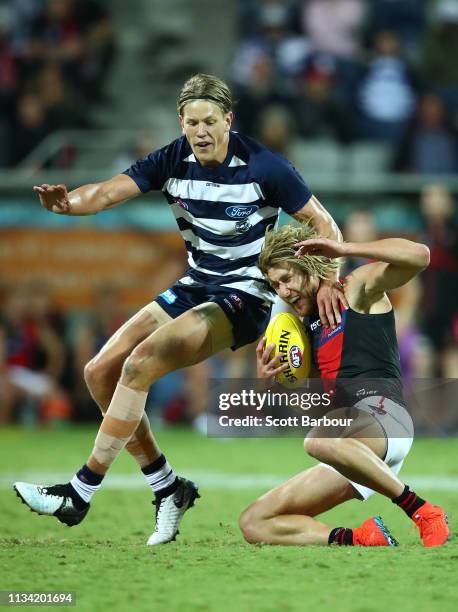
[0,0,114,167]
[1,0,457,171]
[0,0,457,432]
[232,0,458,174]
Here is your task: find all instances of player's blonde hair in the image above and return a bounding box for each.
[258,223,339,279]
[177,74,233,116]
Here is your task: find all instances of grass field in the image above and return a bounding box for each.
[0,426,456,612]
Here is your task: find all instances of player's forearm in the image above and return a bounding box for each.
[314,213,342,284]
[310,208,342,244]
[344,239,430,269]
[67,182,114,215]
[295,196,343,242]
[294,196,343,283]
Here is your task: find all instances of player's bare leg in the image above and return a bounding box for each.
[103,301,233,544]
[240,413,403,547]
[303,409,448,547]
[13,303,171,526]
[85,302,233,474]
[83,302,173,467]
[15,302,234,543]
[240,465,356,545]
[240,463,397,546]
[304,408,404,499]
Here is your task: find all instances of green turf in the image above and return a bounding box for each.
[0,427,456,612]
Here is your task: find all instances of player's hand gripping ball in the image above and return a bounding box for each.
[264,313,311,388]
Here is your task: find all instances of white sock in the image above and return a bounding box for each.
[142,457,177,495]
[70,475,102,503]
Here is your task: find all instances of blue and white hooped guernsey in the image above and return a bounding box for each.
[123,132,312,303]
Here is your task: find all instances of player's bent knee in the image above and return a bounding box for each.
[121,351,148,387]
[120,338,180,388]
[83,359,99,389]
[84,357,115,395]
[121,321,211,389]
[304,435,321,457]
[239,507,263,544]
[304,436,336,462]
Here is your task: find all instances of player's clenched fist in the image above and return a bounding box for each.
[33,184,71,214]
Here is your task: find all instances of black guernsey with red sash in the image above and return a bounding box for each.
[303,306,407,408]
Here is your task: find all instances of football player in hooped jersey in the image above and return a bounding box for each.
[241,224,449,548]
[14,74,346,545]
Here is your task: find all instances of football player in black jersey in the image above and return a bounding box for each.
[242,225,449,547]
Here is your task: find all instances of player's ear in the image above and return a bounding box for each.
[225,111,233,132]
[178,114,185,134]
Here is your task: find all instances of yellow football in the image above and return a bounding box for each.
[264,312,312,388]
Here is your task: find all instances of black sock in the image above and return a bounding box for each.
[76,464,104,486]
[328,527,354,545]
[141,454,167,474]
[392,485,426,518]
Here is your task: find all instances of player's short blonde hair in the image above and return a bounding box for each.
[258,223,339,280]
[177,74,233,116]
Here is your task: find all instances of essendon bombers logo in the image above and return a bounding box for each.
[289,345,303,369]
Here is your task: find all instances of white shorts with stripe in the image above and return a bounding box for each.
[319,395,414,500]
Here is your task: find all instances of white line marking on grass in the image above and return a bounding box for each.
[3,472,458,491]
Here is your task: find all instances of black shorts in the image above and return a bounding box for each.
[155,278,272,350]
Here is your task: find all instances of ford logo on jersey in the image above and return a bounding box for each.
[225,205,258,218]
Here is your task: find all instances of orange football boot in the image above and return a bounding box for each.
[353,516,399,546]
[412,502,449,547]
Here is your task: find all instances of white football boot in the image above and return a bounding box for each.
[147,477,199,545]
[14,482,89,526]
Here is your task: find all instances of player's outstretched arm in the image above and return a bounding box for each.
[344,238,430,297]
[33,174,141,216]
[293,196,348,327]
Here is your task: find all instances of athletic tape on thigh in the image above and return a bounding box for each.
[144,301,173,325]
